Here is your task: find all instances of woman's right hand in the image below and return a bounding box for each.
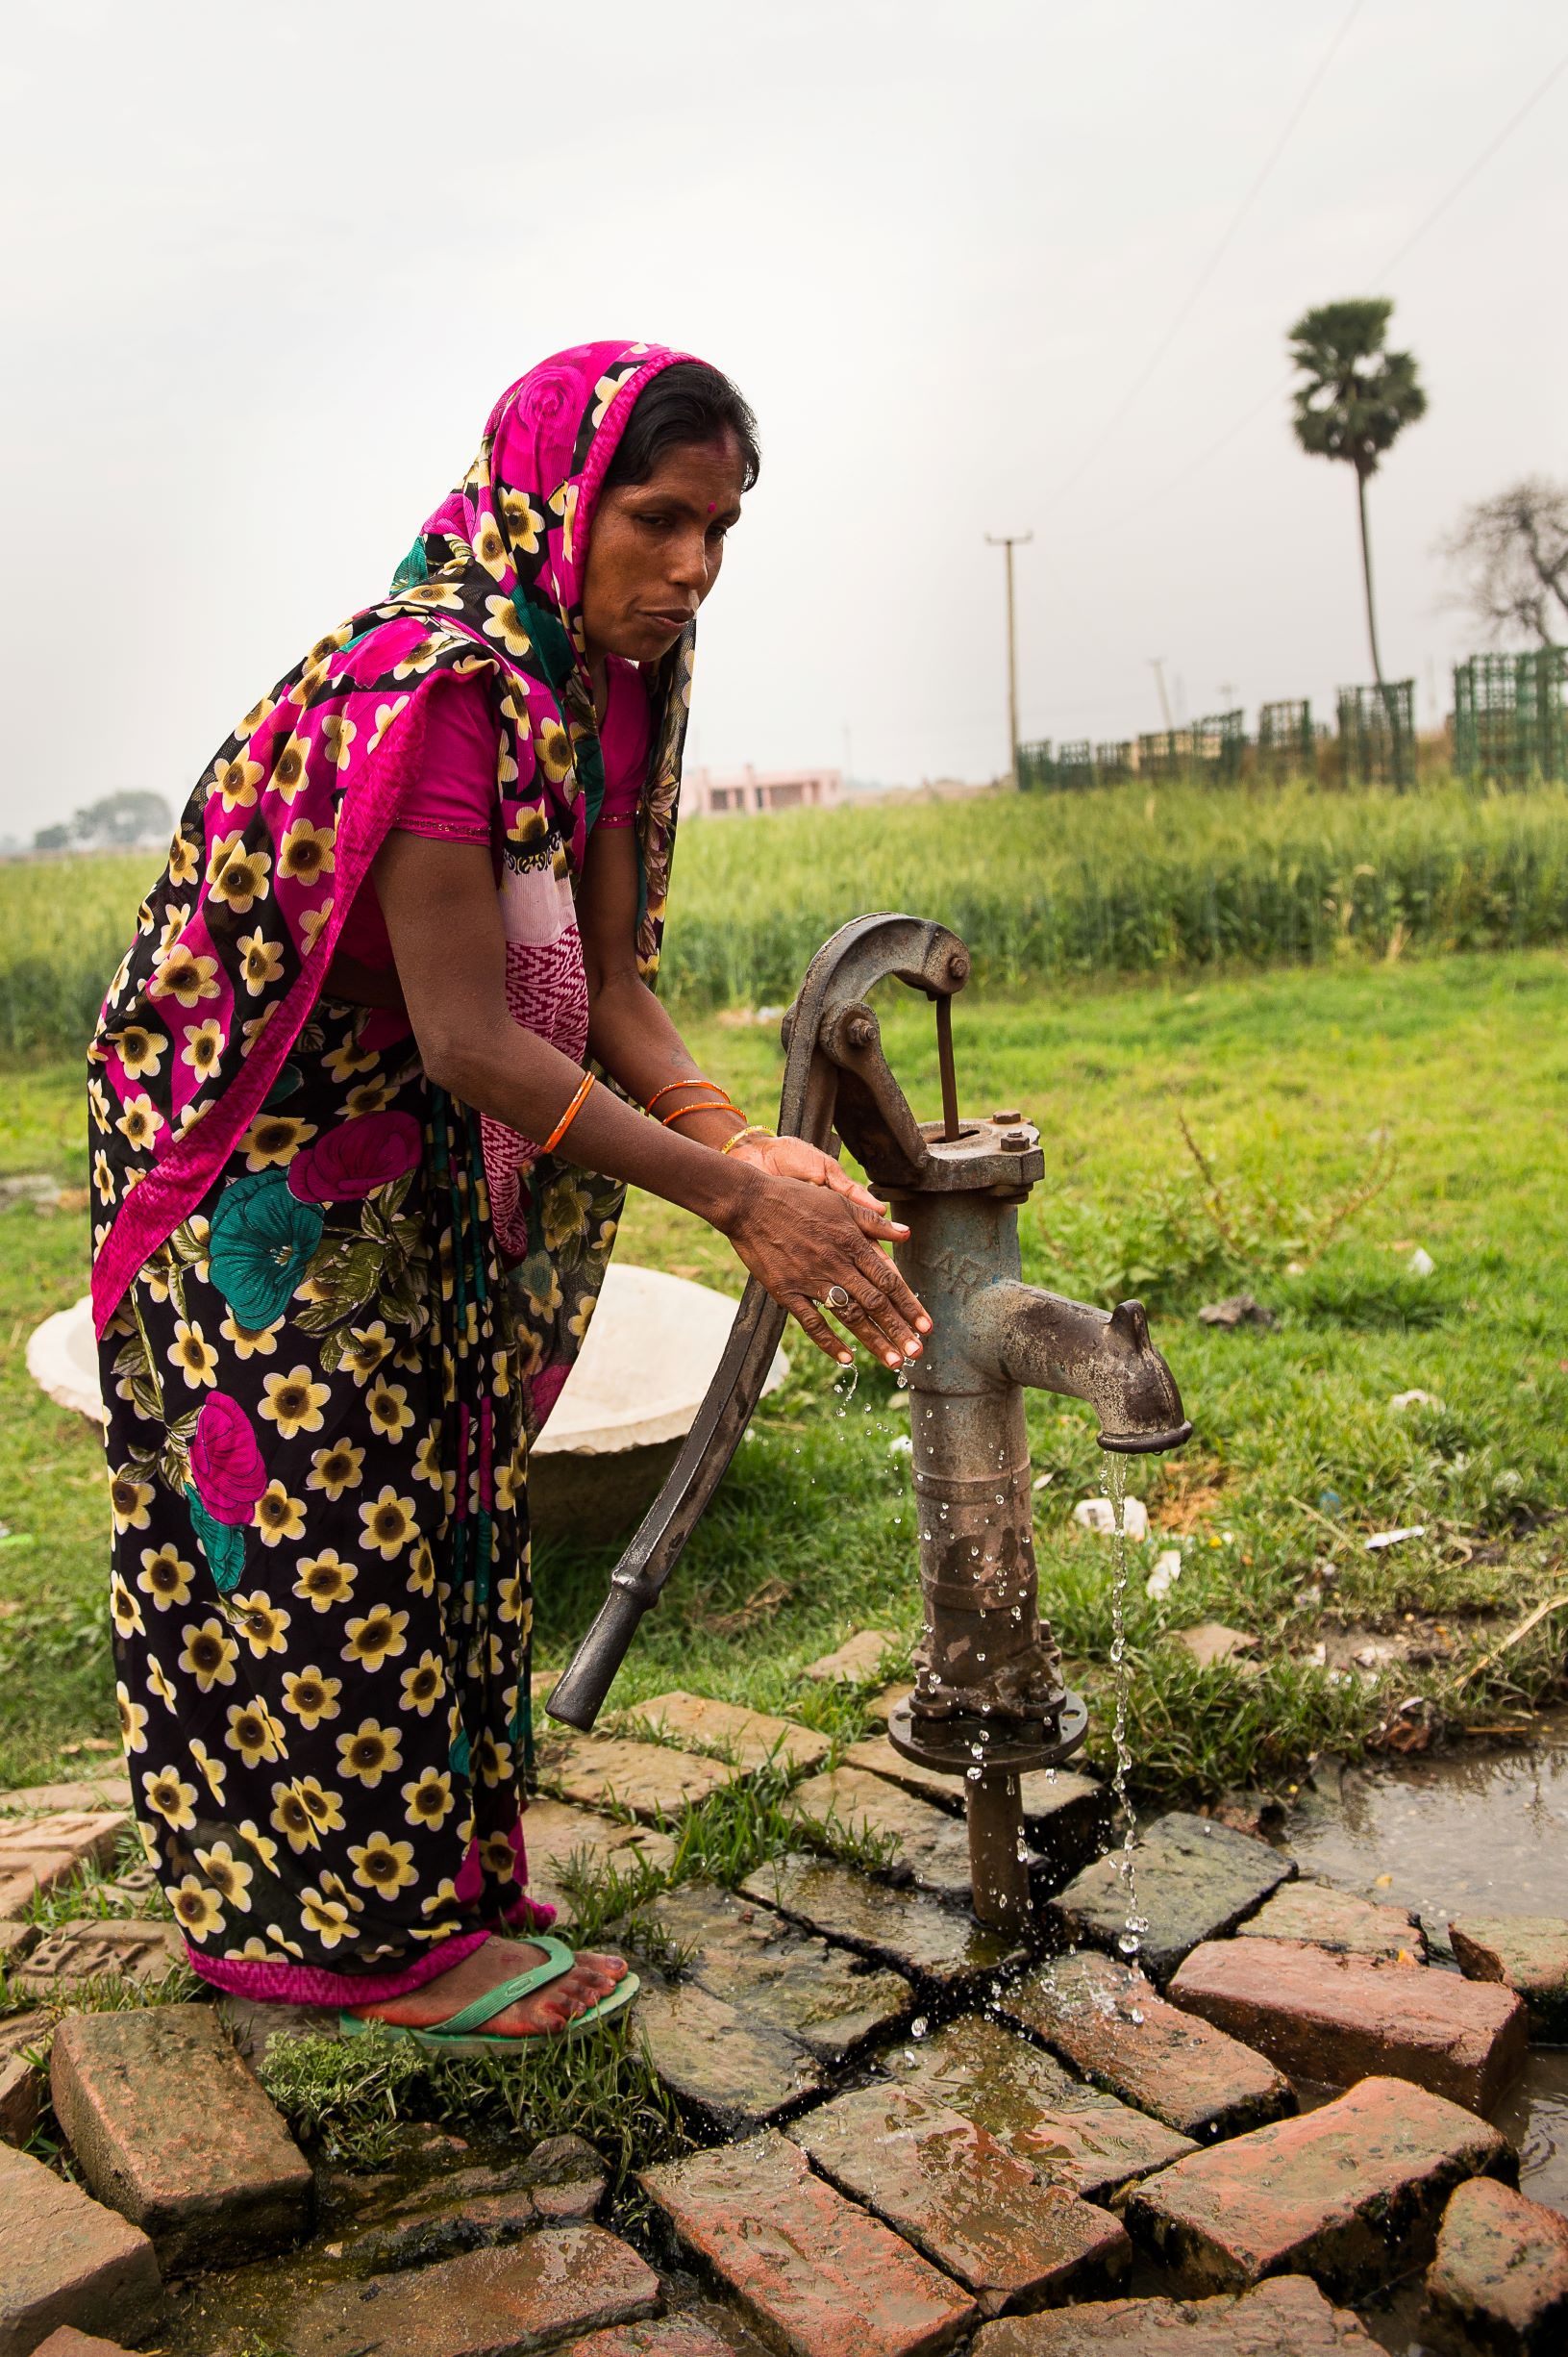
[720,1167,931,1368]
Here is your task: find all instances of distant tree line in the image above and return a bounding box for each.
[33,790,172,855]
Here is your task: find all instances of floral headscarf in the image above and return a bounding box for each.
[89,340,699,1337]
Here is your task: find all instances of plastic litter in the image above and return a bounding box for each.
[1145,1548,1182,1600]
[1074,1495,1149,1542]
[1389,1390,1442,1412]
[1365,1525,1427,1551]
[1407,1246,1435,1276]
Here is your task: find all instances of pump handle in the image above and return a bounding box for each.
[546,913,968,1731]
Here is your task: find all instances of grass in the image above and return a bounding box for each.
[2,946,1565,1808]
[9,777,1568,1058]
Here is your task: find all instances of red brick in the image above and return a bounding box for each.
[642,1881,911,2063]
[1450,1914,1568,2043]
[0,2143,161,2356]
[0,2051,41,2149]
[891,2014,1196,2200]
[803,1631,896,1683]
[1423,2175,1568,2354]
[285,2227,660,2356]
[641,2128,978,2357]
[971,2275,1381,2354]
[789,2082,1129,2313]
[13,1921,184,2000]
[1050,1811,1293,1983]
[996,1948,1292,2139]
[785,1768,974,1905]
[535,1733,734,1820]
[33,2334,144,2357]
[51,2001,311,2270]
[1168,1936,1527,2112]
[1126,2074,1512,2298]
[743,1854,1025,1992]
[0,1781,131,1816]
[564,2322,739,2357]
[1236,1881,1425,1962]
[634,1972,825,2128]
[0,1922,37,1970]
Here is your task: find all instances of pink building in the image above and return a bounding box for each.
[683,763,842,817]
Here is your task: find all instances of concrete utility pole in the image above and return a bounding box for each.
[1147,657,1174,731]
[986,532,1033,789]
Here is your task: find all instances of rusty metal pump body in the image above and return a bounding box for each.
[549,914,1190,1933]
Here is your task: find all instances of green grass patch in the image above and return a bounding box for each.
[1,948,1564,1808]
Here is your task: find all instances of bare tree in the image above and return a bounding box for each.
[1440,476,1568,647]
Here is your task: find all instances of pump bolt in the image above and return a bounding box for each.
[991,1109,1023,1123]
[1001,1129,1030,1151]
[946,948,971,984]
[846,1016,876,1049]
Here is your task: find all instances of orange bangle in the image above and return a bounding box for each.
[542,1072,595,1153]
[663,1100,744,1128]
[645,1078,727,1115]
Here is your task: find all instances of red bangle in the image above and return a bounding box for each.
[543,1072,595,1154]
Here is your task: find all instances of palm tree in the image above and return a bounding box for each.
[1287,299,1428,690]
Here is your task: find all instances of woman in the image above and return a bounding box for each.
[89,341,929,2047]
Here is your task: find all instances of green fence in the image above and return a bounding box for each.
[1454,648,1568,787]
[1337,682,1416,790]
[1258,698,1314,782]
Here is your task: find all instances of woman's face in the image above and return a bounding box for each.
[581,433,747,665]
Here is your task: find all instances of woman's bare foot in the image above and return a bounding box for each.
[347,1937,628,2039]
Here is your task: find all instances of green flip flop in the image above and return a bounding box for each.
[337,1933,639,2053]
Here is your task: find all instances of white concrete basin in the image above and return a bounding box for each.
[30,1264,786,1544]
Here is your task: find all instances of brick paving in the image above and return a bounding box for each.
[1169,1933,1528,2111]
[1126,2073,1511,2299]
[1450,1911,1568,2042]
[3,1674,1566,2354]
[1422,2173,1568,2353]
[996,1948,1293,2138]
[51,2003,313,2270]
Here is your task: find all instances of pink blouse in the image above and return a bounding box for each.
[335,660,649,969]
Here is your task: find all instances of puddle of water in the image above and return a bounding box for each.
[1288,1710,1568,2225]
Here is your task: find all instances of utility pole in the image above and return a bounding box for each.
[986,532,1033,790]
[1148,657,1174,731]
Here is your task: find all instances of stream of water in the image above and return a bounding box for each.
[1104,1458,1147,1969]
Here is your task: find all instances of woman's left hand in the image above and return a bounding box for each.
[728,1135,891,1219]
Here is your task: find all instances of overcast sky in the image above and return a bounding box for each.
[3,0,1565,835]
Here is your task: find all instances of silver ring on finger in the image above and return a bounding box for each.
[825,1284,851,1312]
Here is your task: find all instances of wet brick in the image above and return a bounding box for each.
[741,1854,1026,1991]
[0,2051,42,2149]
[534,1735,734,1821]
[634,1971,825,2128]
[888,2013,1196,2198]
[788,2081,1129,2313]
[1050,1810,1293,1981]
[996,1947,1293,2139]
[284,2226,660,2356]
[1422,2174,1568,2354]
[784,1767,974,1904]
[971,2275,1381,2354]
[1450,1914,1568,2043]
[641,2128,977,2357]
[0,2143,161,2357]
[1126,2073,1512,2298]
[640,1880,910,2062]
[50,2002,312,2270]
[564,2320,748,2357]
[1170,1936,1526,2112]
[631,1693,830,1774]
[1236,1881,1425,1961]
[32,2334,147,2357]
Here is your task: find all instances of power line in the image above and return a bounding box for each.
[1044,0,1367,514]
[1373,42,1568,276]
[1069,39,1568,542]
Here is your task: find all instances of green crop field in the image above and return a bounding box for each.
[1,933,1563,1805]
[7,776,1568,1060]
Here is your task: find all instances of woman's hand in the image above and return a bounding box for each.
[720,1166,930,1369]
[727,1133,888,1222]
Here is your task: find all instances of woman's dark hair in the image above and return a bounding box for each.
[604,361,760,492]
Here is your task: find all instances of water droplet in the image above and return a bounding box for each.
[910,2015,929,2038]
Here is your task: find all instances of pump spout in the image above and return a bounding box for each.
[968,1283,1191,1454]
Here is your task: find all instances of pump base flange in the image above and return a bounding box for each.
[885,1691,1088,1780]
